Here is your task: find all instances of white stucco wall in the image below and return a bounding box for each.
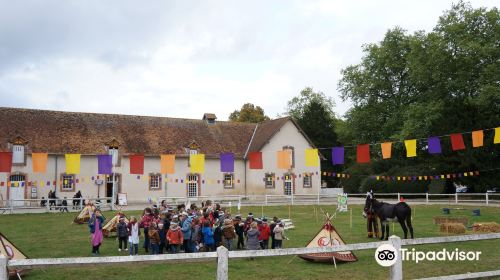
[0,119,321,203]
[245,120,321,195]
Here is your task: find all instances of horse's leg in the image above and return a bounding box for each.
[406,215,414,239]
[380,220,385,240]
[398,219,408,239]
[385,223,389,240]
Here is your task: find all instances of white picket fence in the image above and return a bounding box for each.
[1,193,499,214]
[2,233,499,280]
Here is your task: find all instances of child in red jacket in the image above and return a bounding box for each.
[258,218,271,249]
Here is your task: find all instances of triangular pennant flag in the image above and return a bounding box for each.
[471,130,483,148]
[190,154,205,173]
[248,152,263,169]
[65,154,81,174]
[160,154,175,174]
[450,133,465,151]
[381,142,392,159]
[356,144,370,163]
[305,149,319,167]
[32,153,48,173]
[427,137,442,154]
[404,139,417,157]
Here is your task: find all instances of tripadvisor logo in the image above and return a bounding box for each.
[375,244,482,266]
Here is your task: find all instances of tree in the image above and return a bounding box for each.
[337,2,500,193]
[285,88,340,187]
[229,103,270,123]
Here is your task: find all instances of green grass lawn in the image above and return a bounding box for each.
[1,204,499,280]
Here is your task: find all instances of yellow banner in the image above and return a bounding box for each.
[65,154,81,174]
[190,154,205,173]
[305,149,319,167]
[404,140,417,157]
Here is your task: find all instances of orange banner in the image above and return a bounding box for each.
[277,150,292,169]
[381,142,392,159]
[471,130,483,147]
[32,153,48,173]
[160,154,175,174]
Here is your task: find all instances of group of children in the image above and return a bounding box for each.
[114,200,288,256]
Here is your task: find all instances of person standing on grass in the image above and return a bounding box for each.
[158,223,167,254]
[213,220,223,248]
[202,220,215,252]
[191,217,202,252]
[259,218,271,249]
[180,212,192,253]
[246,222,260,251]
[148,223,161,255]
[269,217,278,249]
[140,207,154,253]
[88,209,105,256]
[273,222,286,249]
[128,216,140,256]
[222,219,236,251]
[234,215,245,250]
[117,217,128,252]
[167,222,183,253]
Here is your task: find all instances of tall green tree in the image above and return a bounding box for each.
[338,2,499,193]
[229,103,270,123]
[286,88,340,186]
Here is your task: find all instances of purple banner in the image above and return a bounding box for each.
[428,137,442,154]
[332,147,344,165]
[220,153,234,172]
[98,154,112,175]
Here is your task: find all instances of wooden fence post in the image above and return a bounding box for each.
[0,254,8,280]
[389,235,402,280]
[216,246,229,280]
[426,193,429,204]
[486,193,489,205]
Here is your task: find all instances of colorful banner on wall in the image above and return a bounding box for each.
[97,154,112,174]
[220,153,234,172]
[190,154,205,173]
[277,150,292,169]
[32,153,48,173]
[305,148,319,167]
[160,154,175,174]
[248,152,263,169]
[65,154,81,174]
[495,128,500,144]
[0,152,12,172]
[129,154,144,174]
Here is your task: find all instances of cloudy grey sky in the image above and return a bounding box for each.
[0,0,497,120]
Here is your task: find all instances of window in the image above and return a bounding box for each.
[187,174,198,197]
[149,173,162,191]
[265,173,275,189]
[61,174,75,191]
[283,146,295,168]
[12,145,25,164]
[303,174,312,188]
[223,173,234,189]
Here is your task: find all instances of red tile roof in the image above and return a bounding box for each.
[0,108,313,158]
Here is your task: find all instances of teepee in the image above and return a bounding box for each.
[0,232,28,277]
[299,212,357,263]
[73,203,96,224]
[102,212,129,237]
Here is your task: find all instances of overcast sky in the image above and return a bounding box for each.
[0,0,497,120]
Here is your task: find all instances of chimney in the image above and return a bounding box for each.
[202,113,217,124]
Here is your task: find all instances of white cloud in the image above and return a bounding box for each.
[0,0,498,120]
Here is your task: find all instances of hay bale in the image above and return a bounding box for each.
[433,216,468,226]
[472,222,500,233]
[440,223,466,234]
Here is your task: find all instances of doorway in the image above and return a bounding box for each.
[9,174,26,207]
[105,173,121,203]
